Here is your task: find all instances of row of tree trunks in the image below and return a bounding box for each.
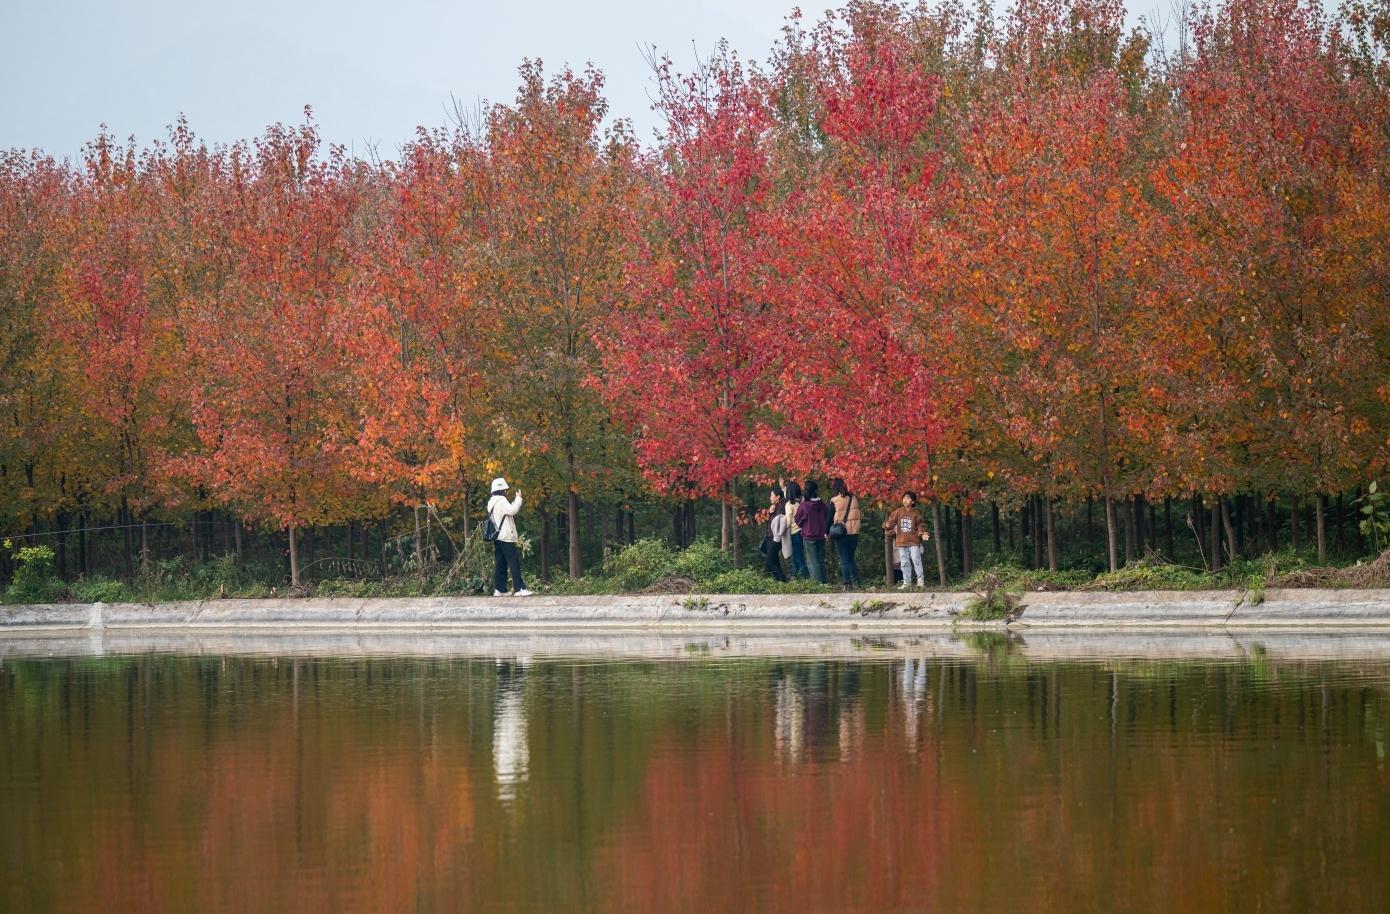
[2,490,1371,589]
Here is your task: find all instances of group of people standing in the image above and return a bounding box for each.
[764,481,932,590]
[490,470,936,596]
[762,478,865,588]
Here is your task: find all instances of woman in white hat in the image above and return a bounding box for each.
[487,477,532,596]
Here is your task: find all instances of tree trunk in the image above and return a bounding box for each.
[1220,497,1237,566]
[1134,494,1146,555]
[1032,496,1043,570]
[1209,499,1223,571]
[1164,498,1175,560]
[1046,498,1057,571]
[1315,493,1326,563]
[1266,497,1278,553]
[78,510,89,576]
[234,517,243,562]
[539,505,551,582]
[627,507,635,545]
[1021,499,1032,565]
[1123,498,1135,565]
[930,500,947,586]
[884,530,894,587]
[729,478,741,568]
[991,501,1001,556]
[1149,500,1158,556]
[568,490,582,578]
[120,497,134,579]
[584,499,598,566]
[1087,496,1095,547]
[55,511,68,580]
[1233,495,1245,557]
[720,497,730,554]
[1289,495,1300,552]
[413,505,423,568]
[289,524,300,588]
[140,520,150,575]
[1104,496,1118,572]
[961,508,974,577]
[1192,493,1207,569]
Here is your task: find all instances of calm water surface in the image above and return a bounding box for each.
[3,646,1389,913]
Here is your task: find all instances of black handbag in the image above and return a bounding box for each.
[828,496,855,539]
[759,535,775,557]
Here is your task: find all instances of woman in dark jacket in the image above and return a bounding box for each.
[763,486,788,582]
[793,479,831,584]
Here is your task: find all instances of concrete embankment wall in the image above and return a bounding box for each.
[2,588,1389,633]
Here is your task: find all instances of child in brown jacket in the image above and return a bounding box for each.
[883,491,928,588]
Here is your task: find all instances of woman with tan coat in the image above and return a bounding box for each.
[829,477,862,590]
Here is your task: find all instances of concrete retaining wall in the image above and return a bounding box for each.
[4,628,1390,663]
[2,587,1389,633]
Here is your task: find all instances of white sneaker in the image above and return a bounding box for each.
[514,589,534,597]
[493,589,507,597]
[898,582,909,590]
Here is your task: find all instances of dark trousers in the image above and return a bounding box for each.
[834,534,861,586]
[493,540,525,593]
[763,542,787,582]
[805,539,828,584]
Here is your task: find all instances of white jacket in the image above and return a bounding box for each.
[486,493,523,543]
[771,512,790,559]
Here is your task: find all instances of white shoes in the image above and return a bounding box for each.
[898,582,909,590]
[493,590,507,597]
[514,589,534,597]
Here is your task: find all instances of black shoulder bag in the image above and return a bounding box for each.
[829,496,854,539]
[483,500,504,542]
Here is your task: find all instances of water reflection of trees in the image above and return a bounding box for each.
[3,655,1390,913]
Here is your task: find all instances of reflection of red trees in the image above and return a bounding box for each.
[8,659,1390,914]
[598,711,947,913]
[53,666,478,914]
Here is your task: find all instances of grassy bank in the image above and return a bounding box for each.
[6,536,1390,605]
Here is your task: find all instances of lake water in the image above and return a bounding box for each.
[3,634,1389,912]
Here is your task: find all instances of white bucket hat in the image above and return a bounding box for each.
[490,477,509,494]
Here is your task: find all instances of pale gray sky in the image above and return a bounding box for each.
[3,1,1326,161]
[1,0,796,160]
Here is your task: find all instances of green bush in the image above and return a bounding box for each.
[671,539,733,582]
[4,543,60,603]
[963,589,1018,621]
[69,577,129,603]
[1086,558,1211,591]
[708,568,781,594]
[965,563,1090,592]
[601,538,676,591]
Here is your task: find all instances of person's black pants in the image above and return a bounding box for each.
[493,541,525,593]
[834,533,861,586]
[763,542,787,581]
